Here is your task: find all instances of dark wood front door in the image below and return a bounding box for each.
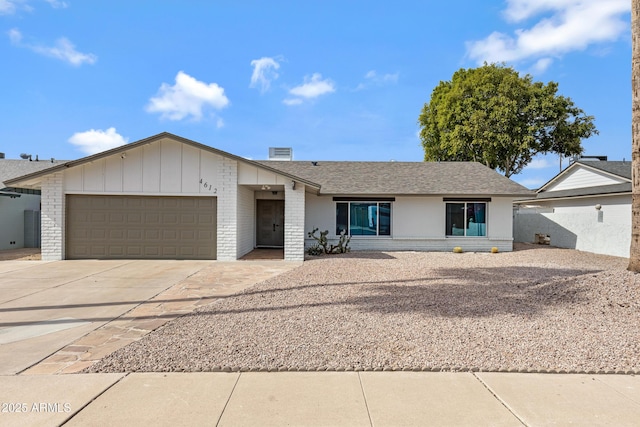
[256,199,285,247]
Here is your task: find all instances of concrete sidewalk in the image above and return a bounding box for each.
[1,371,638,426]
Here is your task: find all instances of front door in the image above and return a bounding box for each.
[256,199,285,247]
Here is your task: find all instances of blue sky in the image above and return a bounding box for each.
[0,0,631,189]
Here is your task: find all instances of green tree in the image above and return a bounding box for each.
[418,64,598,177]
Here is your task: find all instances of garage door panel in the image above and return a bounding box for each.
[127,246,142,256]
[109,246,125,256]
[127,230,142,239]
[109,230,125,239]
[67,195,217,260]
[145,213,160,225]
[143,199,161,209]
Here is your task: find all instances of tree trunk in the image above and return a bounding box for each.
[629,0,640,271]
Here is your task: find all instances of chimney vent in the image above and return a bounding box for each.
[268,147,293,161]
[0,152,4,159]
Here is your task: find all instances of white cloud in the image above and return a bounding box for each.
[515,177,547,189]
[146,71,229,121]
[34,37,97,66]
[68,128,128,155]
[0,0,30,14]
[8,28,97,66]
[290,73,335,98]
[467,0,629,68]
[250,57,280,93]
[285,73,335,105]
[282,98,303,106]
[0,0,66,14]
[531,57,553,73]
[356,70,399,90]
[365,70,399,84]
[527,157,554,169]
[44,0,68,8]
[7,28,22,43]
[0,0,17,14]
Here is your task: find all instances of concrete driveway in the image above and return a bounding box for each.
[0,259,300,375]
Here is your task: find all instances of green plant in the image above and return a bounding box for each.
[307,228,351,254]
[306,243,323,256]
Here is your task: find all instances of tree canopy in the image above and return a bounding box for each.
[418,64,598,177]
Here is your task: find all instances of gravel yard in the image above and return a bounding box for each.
[89,245,640,374]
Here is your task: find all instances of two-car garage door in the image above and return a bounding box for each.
[66,195,217,260]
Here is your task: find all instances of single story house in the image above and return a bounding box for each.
[6,132,533,261]
[0,155,66,250]
[513,158,631,258]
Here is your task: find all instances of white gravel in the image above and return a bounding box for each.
[88,245,640,373]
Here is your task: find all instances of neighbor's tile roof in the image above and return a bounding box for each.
[257,160,533,196]
[576,160,631,180]
[517,160,632,202]
[0,159,67,189]
[534,182,631,200]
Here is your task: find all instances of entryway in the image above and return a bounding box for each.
[256,199,284,248]
[240,248,284,260]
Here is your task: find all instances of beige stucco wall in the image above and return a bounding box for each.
[304,194,515,252]
[514,195,631,258]
[0,193,41,250]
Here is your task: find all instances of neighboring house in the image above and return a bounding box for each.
[0,155,66,250]
[6,132,532,261]
[513,159,631,258]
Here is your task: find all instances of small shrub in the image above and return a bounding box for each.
[306,244,323,256]
[491,247,499,253]
[453,247,463,253]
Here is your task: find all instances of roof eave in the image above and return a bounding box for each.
[4,132,322,191]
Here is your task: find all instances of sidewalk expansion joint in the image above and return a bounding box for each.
[215,371,242,427]
[59,372,130,426]
[472,372,528,427]
[357,372,374,427]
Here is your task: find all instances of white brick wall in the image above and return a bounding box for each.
[305,237,513,253]
[41,172,65,260]
[216,158,238,260]
[284,183,305,261]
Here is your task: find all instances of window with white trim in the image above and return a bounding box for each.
[445,201,487,237]
[336,201,391,236]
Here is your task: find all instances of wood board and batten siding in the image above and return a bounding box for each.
[64,138,221,195]
[64,138,220,259]
[546,166,627,191]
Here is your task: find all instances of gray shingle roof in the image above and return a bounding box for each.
[257,161,533,196]
[0,159,67,189]
[576,160,631,180]
[535,182,631,200]
[518,160,632,202]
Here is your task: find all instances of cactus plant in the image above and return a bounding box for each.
[307,228,351,254]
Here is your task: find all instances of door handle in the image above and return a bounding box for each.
[273,224,276,231]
